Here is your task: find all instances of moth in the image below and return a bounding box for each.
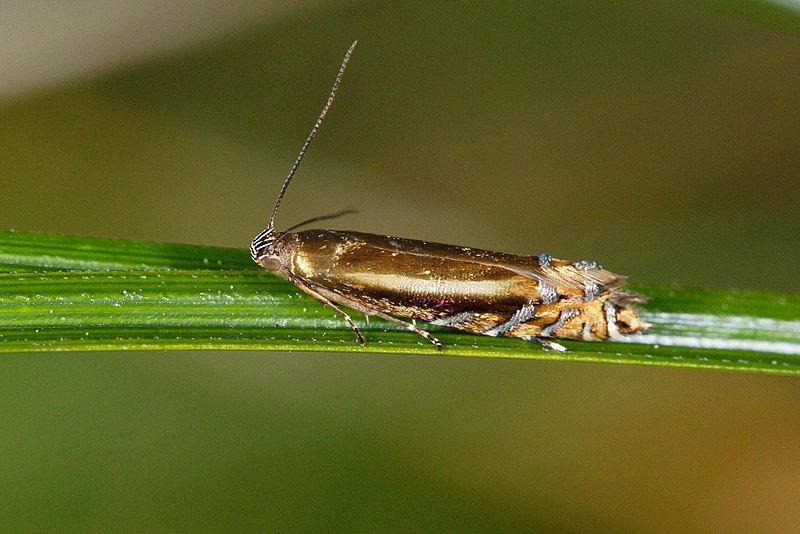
[251,41,649,352]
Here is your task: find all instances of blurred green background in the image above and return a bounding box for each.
[1,1,799,531]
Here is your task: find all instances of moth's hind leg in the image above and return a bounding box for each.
[524,336,567,353]
[291,278,365,346]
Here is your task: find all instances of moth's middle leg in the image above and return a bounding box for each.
[365,309,444,352]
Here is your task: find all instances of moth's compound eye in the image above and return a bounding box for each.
[258,256,281,271]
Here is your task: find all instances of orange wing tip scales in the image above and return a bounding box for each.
[607,291,651,339]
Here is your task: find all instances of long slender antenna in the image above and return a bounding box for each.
[284,208,358,232]
[267,40,358,231]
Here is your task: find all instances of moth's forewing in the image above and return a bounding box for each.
[276,230,645,341]
[285,230,535,313]
[313,231,623,293]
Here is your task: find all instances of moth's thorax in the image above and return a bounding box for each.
[280,231,328,280]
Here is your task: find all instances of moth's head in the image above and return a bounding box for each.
[250,227,284,271]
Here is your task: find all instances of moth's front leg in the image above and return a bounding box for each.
[290,277,365,346]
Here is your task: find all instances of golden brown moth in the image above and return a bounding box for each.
[250,41,649,352]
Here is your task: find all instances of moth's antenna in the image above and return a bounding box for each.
[284,208,358,232]
[268,40,358,231]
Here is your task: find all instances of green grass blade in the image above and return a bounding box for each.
[0,231,798,374]
[0,230,249,271]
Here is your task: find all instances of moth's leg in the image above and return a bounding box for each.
[525,336,567,353]
[304,284,443,351]
[364,309,444,352]
[291,278,365,346]
[528,308,579,352]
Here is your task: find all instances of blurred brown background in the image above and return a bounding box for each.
[0,1,799,531]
